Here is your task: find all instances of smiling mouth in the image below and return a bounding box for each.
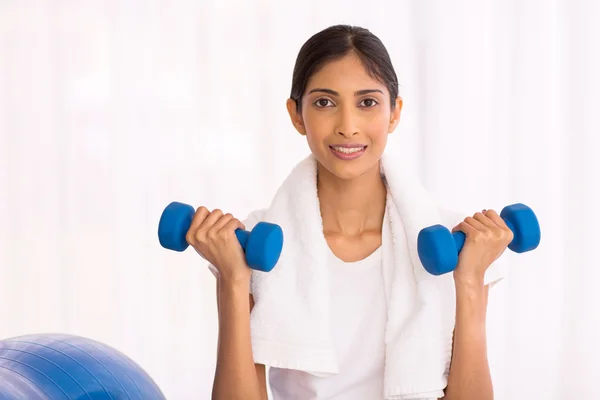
[329,145,367,154]
[329,145,368,160]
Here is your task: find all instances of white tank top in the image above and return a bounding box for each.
[269,245,387,399]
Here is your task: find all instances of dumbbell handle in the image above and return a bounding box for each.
[234,229,250,251]
[451,219,516,253]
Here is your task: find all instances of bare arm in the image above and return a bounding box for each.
[212,276,267,400]
[441,280,493,400]
[440,208,513,400]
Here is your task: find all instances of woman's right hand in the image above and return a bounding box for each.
[185,207,251,284]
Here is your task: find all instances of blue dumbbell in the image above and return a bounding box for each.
[158,201,283,272]
[417,203,541,276]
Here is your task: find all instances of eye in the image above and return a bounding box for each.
[314,98,334,108]
[360,98,379,108]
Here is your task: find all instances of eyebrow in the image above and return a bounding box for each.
[307,88,384,96]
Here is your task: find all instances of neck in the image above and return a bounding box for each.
[317,161,387,237]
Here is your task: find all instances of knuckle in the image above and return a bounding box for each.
[194,233,206,247]
[212,209,223,216]
[195,207,209,219]
[185,231,195,245]
[218,229,231,239]
[207,227,218,238]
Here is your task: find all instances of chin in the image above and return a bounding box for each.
[319,156,379,181]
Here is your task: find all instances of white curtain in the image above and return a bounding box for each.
[1,1,598,399]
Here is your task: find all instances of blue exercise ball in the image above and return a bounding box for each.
[0,333,166,400]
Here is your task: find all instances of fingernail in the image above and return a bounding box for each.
[482,209,487,213]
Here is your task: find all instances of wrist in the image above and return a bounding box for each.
[219,267,251,290]
[454,276,488,321]
[453,269,485,289]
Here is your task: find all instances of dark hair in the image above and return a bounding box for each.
[290,24,399,112]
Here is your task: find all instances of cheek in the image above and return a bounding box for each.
[365,116,391,144]
[303,111,333,141]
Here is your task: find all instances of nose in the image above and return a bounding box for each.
[336,105,359,138]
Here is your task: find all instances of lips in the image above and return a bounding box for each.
[329,144,368,160]
[329,144,367,154]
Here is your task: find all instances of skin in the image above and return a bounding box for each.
[286,52,400,263]
[187,50,513,400]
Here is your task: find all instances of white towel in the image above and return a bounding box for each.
[211,152,505,399]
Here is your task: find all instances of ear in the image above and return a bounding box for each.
[286,98,307,136]
[388,96,403,133]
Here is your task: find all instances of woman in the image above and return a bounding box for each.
[188,24,511,400]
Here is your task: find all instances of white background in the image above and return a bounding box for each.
[1,0,599,399]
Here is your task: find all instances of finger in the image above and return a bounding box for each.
[473,211,498,229]
[211,213,234,233]
[483,209,509,230]
[187,206,210,239]
[451,221,479,236]
[220,218,245,236]
[198,209,224,232]
[463,216,487,231]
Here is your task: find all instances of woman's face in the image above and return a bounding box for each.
[287,51,402,181]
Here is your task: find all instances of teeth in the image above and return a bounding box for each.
[332,146,364,154]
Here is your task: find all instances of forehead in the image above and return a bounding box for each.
[305,52,387,92]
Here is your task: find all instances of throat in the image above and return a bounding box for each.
[317,164,387,236]
[316,160,387,260]
[326,231,382,263]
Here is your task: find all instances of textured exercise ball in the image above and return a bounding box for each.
[0,333,166,400]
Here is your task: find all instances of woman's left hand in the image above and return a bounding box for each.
[451,209,514,285]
